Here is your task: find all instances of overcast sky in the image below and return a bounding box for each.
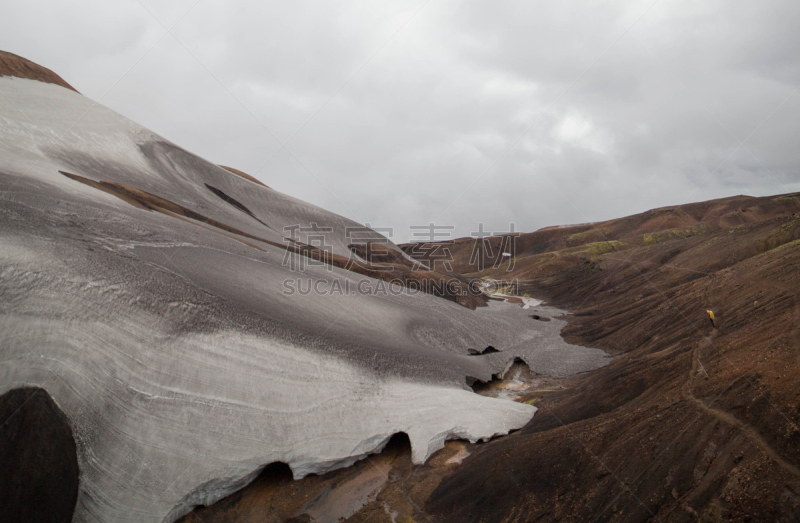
[3,0,799,242]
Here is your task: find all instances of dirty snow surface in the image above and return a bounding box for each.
[0,77,610,522]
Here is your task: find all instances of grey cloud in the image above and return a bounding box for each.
[2,0,798,242]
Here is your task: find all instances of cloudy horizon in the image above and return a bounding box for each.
[3,0,799,242]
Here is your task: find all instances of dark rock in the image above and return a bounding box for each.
[0,387,79,523]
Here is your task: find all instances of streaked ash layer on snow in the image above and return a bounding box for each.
[0,75,608,522]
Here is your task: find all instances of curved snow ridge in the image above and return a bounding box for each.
[169,394,533,522]
[156,333,535,522]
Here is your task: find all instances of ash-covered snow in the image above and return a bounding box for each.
[0,77,609,522]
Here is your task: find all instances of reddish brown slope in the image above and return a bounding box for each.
[0,50,78,92]
[422,193,800,521]
[402,193,792,278]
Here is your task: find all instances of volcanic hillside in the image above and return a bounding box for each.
[3,51,799,522]
[184,193,800,522]
[411,193,800,521]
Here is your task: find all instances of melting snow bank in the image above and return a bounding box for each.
[0,76,601,523]
[481,280,543,309]
[164,352,535,523]
[1,317,533,522]
[166,370,533,521]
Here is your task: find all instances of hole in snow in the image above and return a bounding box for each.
[466,358,547,402]
[467,345,500,356]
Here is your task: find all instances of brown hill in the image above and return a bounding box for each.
[0,50,78,93]
[402,193,798,279]
[419,192,800,521]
